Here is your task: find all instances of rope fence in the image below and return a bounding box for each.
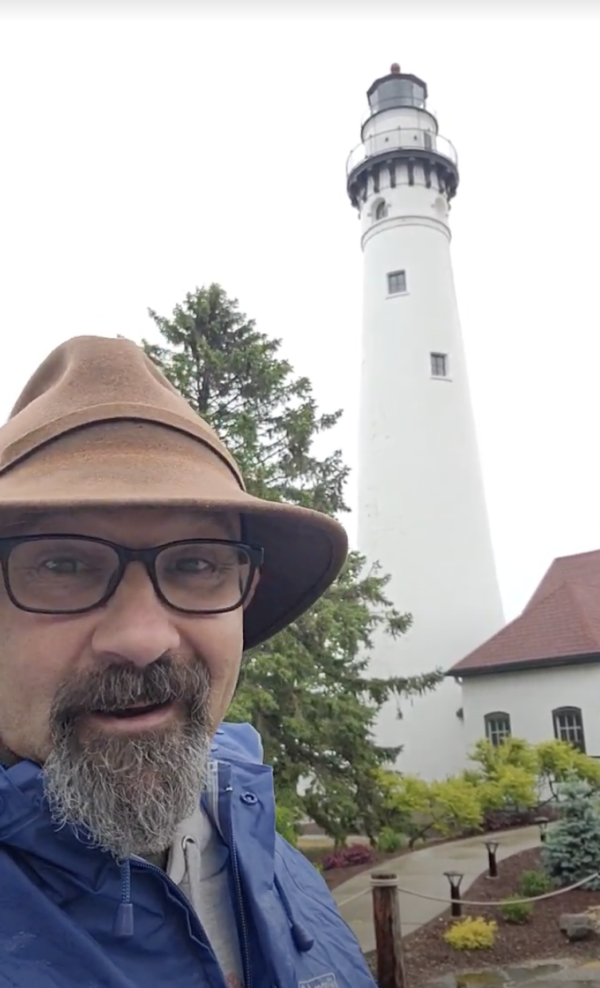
[338,871,599,910]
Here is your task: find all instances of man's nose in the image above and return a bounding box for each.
[90,562,182,668]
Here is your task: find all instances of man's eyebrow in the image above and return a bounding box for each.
[0,511,51,537]
[0,509,242,539]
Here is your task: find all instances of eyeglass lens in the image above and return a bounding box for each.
[6,538,252,614]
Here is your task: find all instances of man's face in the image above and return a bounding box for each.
[0,506,253,859]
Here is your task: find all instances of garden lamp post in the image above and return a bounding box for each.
[484,839,500,878]
[535,817,549,843]
[444,870,464,918]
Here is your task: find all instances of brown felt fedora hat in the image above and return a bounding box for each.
[0,335,348,648]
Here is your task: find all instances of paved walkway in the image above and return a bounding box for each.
[333,826,542,954]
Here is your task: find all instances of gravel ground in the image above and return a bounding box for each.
[365,847,600,987]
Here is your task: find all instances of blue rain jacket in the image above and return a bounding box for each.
[0,722,376,988]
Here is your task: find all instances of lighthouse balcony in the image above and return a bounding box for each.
[346,126,459,207]
[347,127,457,175]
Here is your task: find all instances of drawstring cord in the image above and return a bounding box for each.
[182,836,203,916]
[273,875,314,952]
[108,828,314,953]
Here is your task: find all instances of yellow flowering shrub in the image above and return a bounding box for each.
[443,916,497,951]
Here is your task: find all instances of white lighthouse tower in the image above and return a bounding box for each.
[347,64,504,780]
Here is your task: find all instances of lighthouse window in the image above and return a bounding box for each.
[430,352,449,378]
[387,270,407,295]
[375,200,388,220]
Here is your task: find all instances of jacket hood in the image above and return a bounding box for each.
[211,721,264,765]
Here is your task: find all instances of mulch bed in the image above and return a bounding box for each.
[365,847,600,987]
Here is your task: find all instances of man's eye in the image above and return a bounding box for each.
[173,558,213,573]
[40,557,87,574]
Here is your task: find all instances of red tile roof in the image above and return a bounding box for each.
[448,549,600,676]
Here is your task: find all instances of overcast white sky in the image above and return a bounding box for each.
[0,2,597,622]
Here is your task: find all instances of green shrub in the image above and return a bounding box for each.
[535,739,600,793]
[428,776,484,838]
[519,869,552,897]
[498,895,532,924]
[443,916,497,951]
[465,738,600,834]
[376,827,405,853]
[275,804,300,847]
[376,771,484,848]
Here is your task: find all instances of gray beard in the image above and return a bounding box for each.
[42,656,212,860]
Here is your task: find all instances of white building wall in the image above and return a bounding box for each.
[460,665,600,759]
[354,101,504,781]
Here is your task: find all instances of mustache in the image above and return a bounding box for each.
[50,654,211,725]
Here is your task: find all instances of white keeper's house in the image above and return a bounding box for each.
[448,548,600,760]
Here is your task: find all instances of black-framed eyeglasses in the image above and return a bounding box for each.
[0,535,264,616]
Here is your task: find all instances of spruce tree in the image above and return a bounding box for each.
[542,777,600,889]
[143,283,442,841]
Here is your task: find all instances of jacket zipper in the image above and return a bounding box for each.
[229,822,252,988]
[128,856,230,988]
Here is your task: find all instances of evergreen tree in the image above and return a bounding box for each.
[143,283,442,841]
[542,777,600,889]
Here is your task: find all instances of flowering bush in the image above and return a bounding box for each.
[321,843,374,871]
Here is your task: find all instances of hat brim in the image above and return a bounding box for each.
[0,421,348,649]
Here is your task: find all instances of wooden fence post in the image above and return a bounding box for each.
[371,871,406,988]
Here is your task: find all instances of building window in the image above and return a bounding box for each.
[553,707,586,752]
[430,352,448,378]
[375,200,388,220]
[387,270,407,295]
[484,712,511,747]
